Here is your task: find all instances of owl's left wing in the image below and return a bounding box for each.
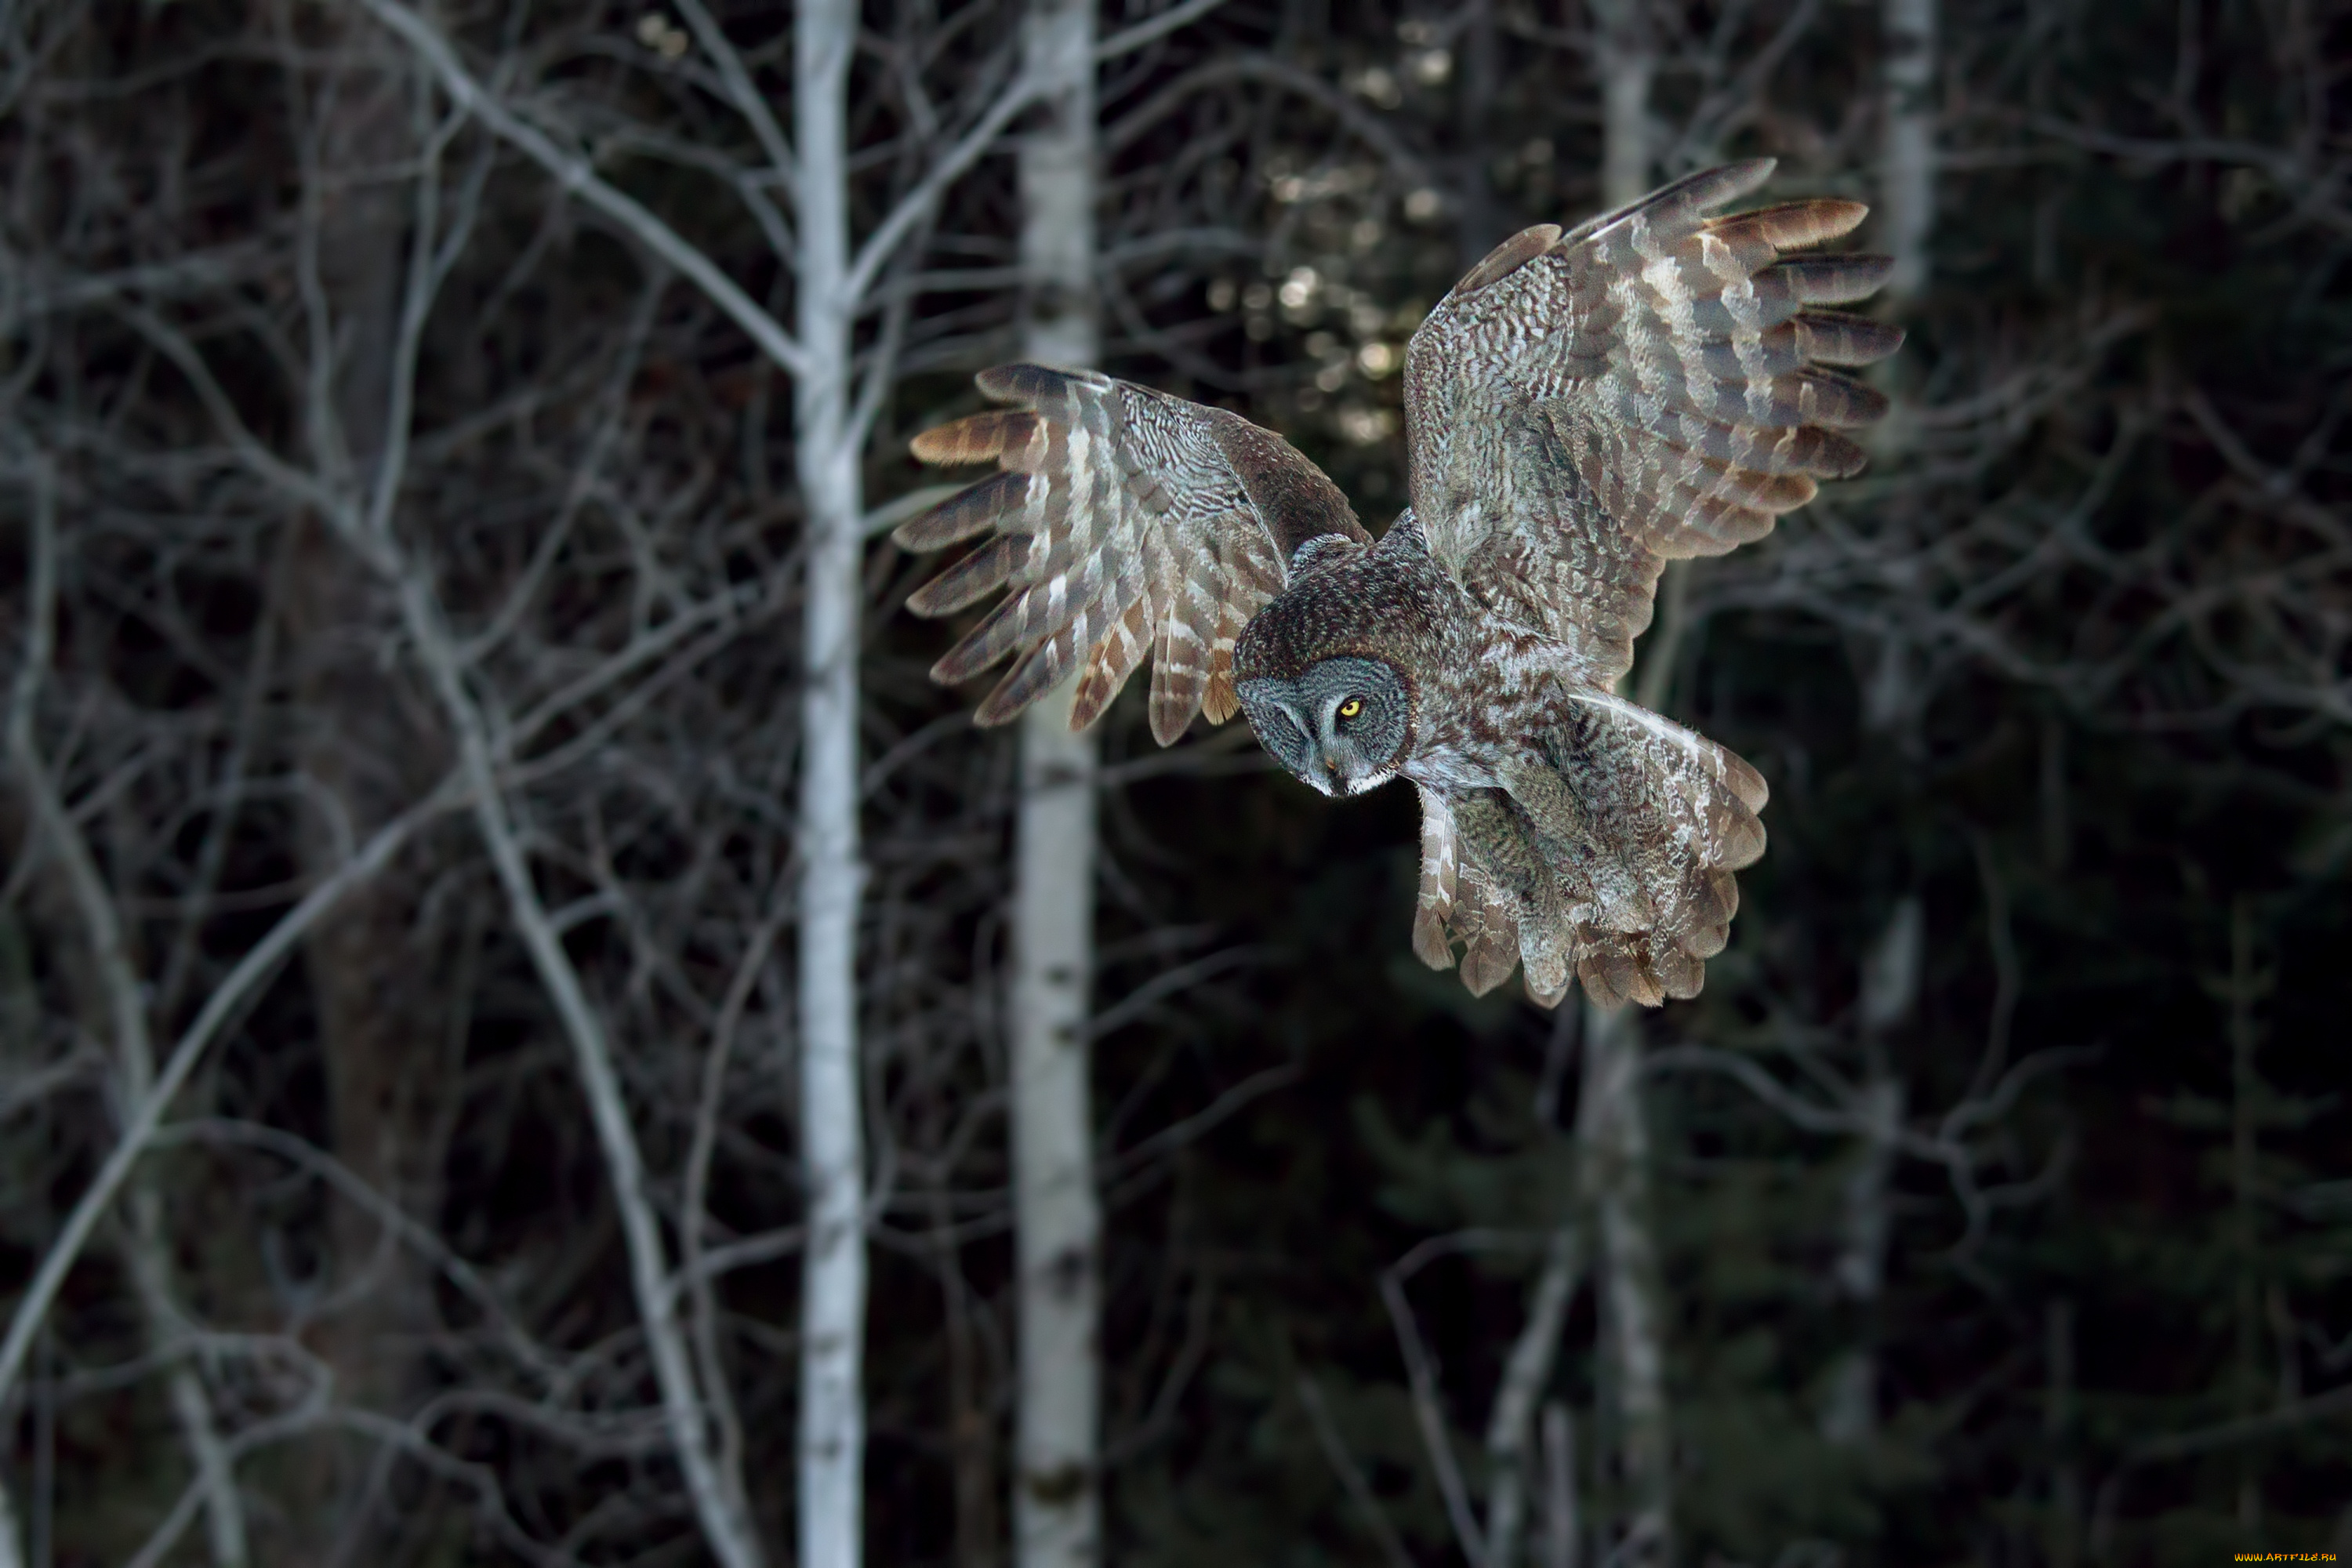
[1402,159,1904,685]
[897,363,1368,742]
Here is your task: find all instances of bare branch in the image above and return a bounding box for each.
[0,781,454,1405]
[350,0,811,378]
[391,559,766,1568]
[1096,0,1236,61]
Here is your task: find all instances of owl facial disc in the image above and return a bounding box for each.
[1237,655,1410,799]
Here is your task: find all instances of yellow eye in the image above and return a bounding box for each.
[1337,697,1363,720]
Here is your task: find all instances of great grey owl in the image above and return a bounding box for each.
[894,161,1902,1009]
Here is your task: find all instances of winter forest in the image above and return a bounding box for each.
[0,0,2347,1564]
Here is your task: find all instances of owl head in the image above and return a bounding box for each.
[1236,655,1410,797]
[1234,531,1425,798]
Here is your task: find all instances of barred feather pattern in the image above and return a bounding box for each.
[1403,158,1904,688]
[1363,528,1769,1008]
[1424,687,1769,1009]
[899,162,1898,1009]
[1410,785,1460,969]
[897,364,1361,742]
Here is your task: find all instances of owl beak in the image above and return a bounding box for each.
[1292,743,1338,797]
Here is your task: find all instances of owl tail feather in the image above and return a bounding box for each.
[1414,695,1766,1010]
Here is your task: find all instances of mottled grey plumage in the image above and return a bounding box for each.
[895,160,1901,1008]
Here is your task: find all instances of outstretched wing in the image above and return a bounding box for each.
[1403,159,1904,686]
[897,364,1367,743]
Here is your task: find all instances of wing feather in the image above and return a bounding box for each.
[898,365,1365,739]
[894,469,1032,550]
[1402,160,1904,684]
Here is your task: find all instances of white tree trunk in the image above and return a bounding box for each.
[1820,1077,1903,1443]
[797,5,869,1564]
[1011,684,1103,1568]
[1018,0,1099,374]
[1577,1002,1669,1566]
[1577,30,1670,1554]
[1591,0,1655,209]
[1824,898,1919,1446]
[1881,0,1937,300]
[361,10,1049,1562]
[1011,3,1102,1564]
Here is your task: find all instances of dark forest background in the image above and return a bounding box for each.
[1,1,2347,1565]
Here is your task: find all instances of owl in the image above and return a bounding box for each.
[894,161,1902,1008]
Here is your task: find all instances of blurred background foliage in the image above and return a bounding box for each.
[2,0,2347,1564]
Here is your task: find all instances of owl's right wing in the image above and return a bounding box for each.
[897,364,1368,743]
[1401,159,1904,687]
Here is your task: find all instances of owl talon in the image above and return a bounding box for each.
[1525,972,1573,1010]
[1411,906,1455,971]
[1460,937,1518,998]
[1452,875,1521,997]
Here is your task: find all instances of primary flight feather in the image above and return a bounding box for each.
[894,161,1903,1009]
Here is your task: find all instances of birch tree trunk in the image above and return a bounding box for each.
[1591,0,1656,212]
[1453,0,1503,266]
[797,5,869,1563]
[1011,4,1102,1563]
[1824,13,1939,1439]
[361,7,1045,1559]
[1881,0,1937,301]
[1577,1005,1669,1566]
[1823,900,1918,1446]
[1580,23,1670,1558]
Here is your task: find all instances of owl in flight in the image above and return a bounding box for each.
[895,161,1901,1008]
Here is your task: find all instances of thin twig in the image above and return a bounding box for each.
[1295,1374,1420,1568]
[1097,0,1236,60]
[351,0,811,377]
[391,558,766,1568]
[0,783,456,1404]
